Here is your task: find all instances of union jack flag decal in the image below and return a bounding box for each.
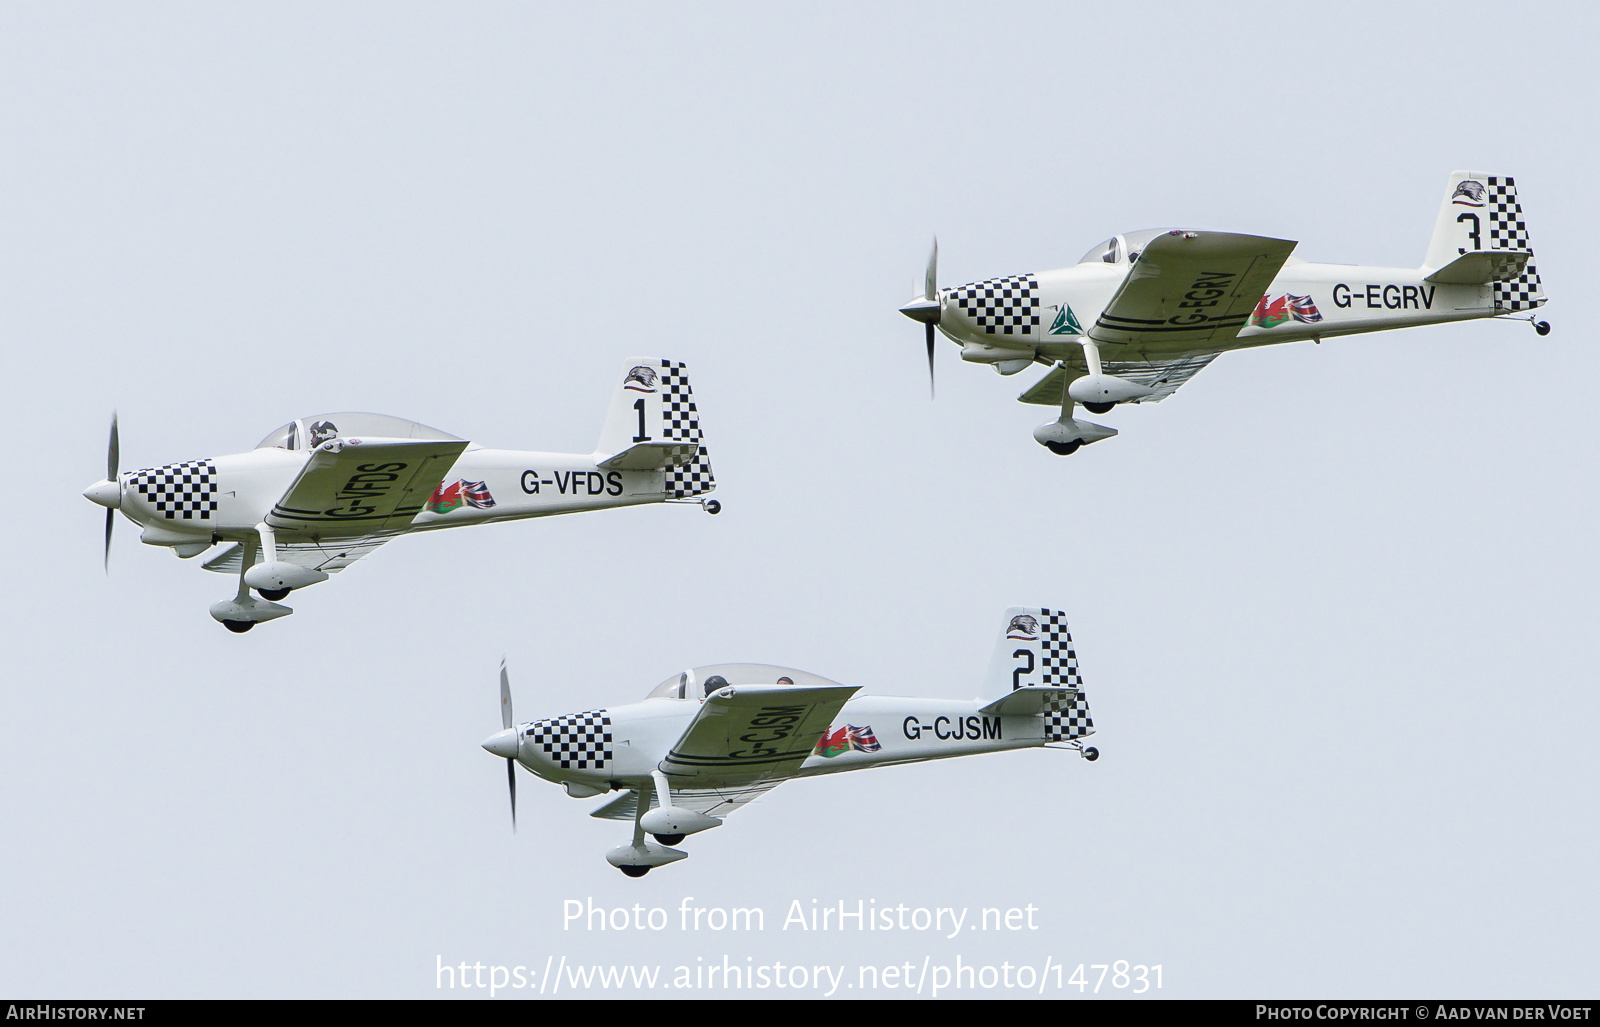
[847,725,881,753]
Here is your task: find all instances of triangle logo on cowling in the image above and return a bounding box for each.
[1049,305,1084,336]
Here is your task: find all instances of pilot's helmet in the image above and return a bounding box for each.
[702,674,729,697]
[776,676,795,686]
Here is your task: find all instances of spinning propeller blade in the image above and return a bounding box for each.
[500,659,516,831]
[897,238,941,399]
[104,413,120,571]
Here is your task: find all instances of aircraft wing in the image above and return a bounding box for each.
[1091,231,1297,347]
[202,536,394,576]
[589,781,781,822]
[265,438,468,537]
[1018,351,1220,406]
[660,683,860,786]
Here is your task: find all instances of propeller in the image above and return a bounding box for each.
[896,238,941,398]
[102,413,120,571]
[499,659,516,830]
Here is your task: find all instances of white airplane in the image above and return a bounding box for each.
[900,171,1551,454]
[482,606,1098,877]
[83,359,718,632]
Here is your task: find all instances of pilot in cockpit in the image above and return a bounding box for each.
[702,674,728,697]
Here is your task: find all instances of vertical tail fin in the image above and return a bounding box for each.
[1422,171,1546,310]
[594,358,715,498]
[982,606,1094,740]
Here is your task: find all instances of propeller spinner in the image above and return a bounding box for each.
[897,238,941,398]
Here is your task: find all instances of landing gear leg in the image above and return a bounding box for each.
[618,776,655,878]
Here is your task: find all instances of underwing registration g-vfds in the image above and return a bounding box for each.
[82,359,718,631]
[481,606,1099,877]
[899,171,1551,454]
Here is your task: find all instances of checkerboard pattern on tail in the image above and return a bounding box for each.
[1043,694,1094,742]
[527,711,613,771]
[953,275,1041,336]
[130,460,219,521]
[1035,608,1091,742]
[666,446,714,499]
[659,362,701,444]
[658,361,715,498]
[1036,609,1082,690]
[1486,176,1545,312]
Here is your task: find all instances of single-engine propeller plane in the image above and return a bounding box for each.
[482,606,1098,877]
[899,171,1551,454]
[84,359,718,631]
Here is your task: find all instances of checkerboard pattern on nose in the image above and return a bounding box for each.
[129,460,219,521]
[1486,176,1545,312]
[952,274,1041,336]
[1036,608,1082,690]
[525,711,613,771]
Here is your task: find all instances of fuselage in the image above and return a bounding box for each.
[111,445,674,547]
[942,232,1500,371]
[511,693,1054,794]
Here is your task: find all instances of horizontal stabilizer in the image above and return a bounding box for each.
[597,440,701,471]
[978,686,1079,717]
[1424,250,1531,285]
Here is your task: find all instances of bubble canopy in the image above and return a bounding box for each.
[646,663,846,700]
[1076,228,1182,265]
[255,413,464,451]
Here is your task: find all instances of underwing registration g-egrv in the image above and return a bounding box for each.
[83,359,719,632]
[900,171,1550,454]
[483,606,1099,877]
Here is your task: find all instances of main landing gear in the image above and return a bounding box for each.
[1083,402,1115,414]
[222,621,254,634]
[257,587,290,601]
[619,865,651,878]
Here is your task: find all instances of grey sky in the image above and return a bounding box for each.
[2,1,1595,998]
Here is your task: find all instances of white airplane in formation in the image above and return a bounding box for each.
[83,359,718,632]
[482,606,1099,877]
[900,171,1551,454]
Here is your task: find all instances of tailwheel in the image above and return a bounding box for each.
[619,865,651,878]
[653,833,685,846]
[1535,320,1551,336]
[1045,440,1082,456]
[222,620,254,634]
[257,587,290,601]
[1083,746,1099,762]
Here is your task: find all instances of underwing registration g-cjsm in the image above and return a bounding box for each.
[482,606,1098,877]
[83,359,717,632]
[899,171,1550,453]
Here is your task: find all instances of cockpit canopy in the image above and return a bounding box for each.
[1077,228,1186,266]
[646,663,845,700]
[255,413,464,451]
